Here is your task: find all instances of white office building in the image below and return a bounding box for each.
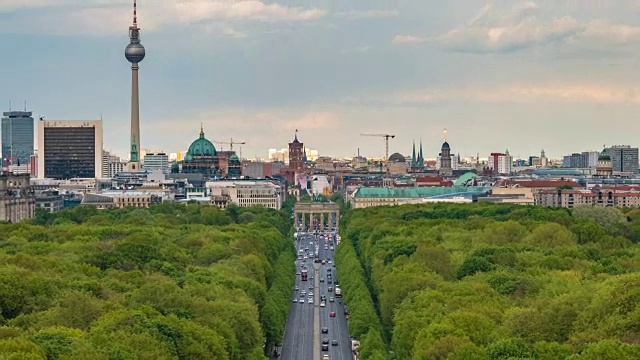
[143,152,170,174]
[206,180,284,210]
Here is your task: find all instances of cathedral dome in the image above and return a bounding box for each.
[388,152,406,162]
[442,141,450,149]
[187,126,217,158]
[598,149,610,161]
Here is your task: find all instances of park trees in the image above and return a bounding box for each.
[335,203,640,359]
[0,203,295,359]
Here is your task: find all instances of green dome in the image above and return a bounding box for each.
[186,127,217,158]
[598,148,610,161]
[229,153,240,162]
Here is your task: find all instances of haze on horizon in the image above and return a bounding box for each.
[1,0,640,160]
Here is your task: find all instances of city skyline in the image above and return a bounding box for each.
[2,1,640,159]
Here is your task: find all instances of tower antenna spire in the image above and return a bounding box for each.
[133,0,138,27]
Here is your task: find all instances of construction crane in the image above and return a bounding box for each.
[214,138,246,152]
[360,133,396,161]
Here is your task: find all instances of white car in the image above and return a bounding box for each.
[320,301,326,307]
[293,298,297,303]
[308,298,313,304]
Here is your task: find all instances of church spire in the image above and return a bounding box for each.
[419,139,424,164]
[199,123,204,138]
[412,140,416,166]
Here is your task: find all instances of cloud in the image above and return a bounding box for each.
[335,10,399,20]
[393,2,640,54]
[388,83,640,105]
[392,35,428,45]
[0,0,325,36]
[340,46,371,54]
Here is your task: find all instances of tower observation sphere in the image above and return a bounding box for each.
[125,43,145,63]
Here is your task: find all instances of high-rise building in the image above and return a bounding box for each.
[489,152,513,175]
[37,120,103,179]
[125,0,146,171]
[607,145,639,174]
[1,111,34,167]
[143,152,170,174]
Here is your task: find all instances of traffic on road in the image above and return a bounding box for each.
[280,230,352,360]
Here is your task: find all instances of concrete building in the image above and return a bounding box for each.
[489,152,513,175]
[0,173,35,222]
[102,150,127,178]
[81,189,170,209]
[37,120,103,179]
[607,145,639,175]
[1,111,34,168]
[207,180,284,209]
[535,186,640,208]
[143,152,170,174]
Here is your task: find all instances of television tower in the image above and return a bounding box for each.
[124,0,145,170]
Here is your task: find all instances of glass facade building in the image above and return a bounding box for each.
[1,111,34,167]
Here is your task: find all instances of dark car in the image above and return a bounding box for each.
[322,344,329,351]
[322,327,328,334]
[329,312,336,317]
[322,338,329,344]
[332,340,338,346]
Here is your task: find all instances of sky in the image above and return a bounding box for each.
[2,0,640,160]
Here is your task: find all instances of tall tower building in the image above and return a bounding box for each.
[288,130,304,172]
[124,0,146,171]
[1,111,34,167]
[37,120,103,179]
[439,128,453,176]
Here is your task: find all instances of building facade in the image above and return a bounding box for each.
[0,173,36,222]
[607,145,639,175]
[38,120,103,179]
[144,152,170,174]
[1,111,34,167]
[489,152,513,175]
[207,180,284,209]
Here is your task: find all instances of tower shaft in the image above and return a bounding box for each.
[130,63,141,169]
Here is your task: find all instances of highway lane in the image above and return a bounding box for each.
[318,233,353,360]
[281,233,316,360]
[282,230,352,360]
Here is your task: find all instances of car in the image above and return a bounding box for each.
[320,301,326,307]
[323,355,329,360]
[322,327,328,334]
[296,272,300,275]
[328,287,333,292]
[329,296,334,302]
[320,278,325,282]
[322,344,329,351]
[328,280,332,284]
[327,268,332,272]
[328,260,333,264]
[308,298,313,303]
[330,246,334,250]
[332,340,338,346]
[321,260,326,265]
[329,312,336,317]
[292,298,297,303]
[295,286,299,291]
[322,339,329,344]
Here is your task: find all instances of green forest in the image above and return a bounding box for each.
[335,203,640,360]
[0,202,296,360]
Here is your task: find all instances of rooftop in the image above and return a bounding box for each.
[353,186,490,199]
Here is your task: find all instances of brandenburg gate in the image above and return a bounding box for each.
[294,202,340,231]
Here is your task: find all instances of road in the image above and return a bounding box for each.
[281,231,352,360]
